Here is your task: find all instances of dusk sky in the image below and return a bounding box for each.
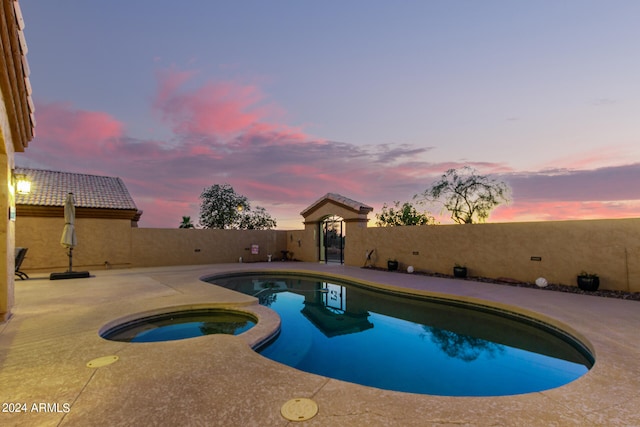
[16,1,640,229]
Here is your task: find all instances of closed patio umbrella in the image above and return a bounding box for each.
[50,192,90,280]
[61,192,77,268]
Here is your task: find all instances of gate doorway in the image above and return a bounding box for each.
[320,215,344,264]
[299,193,373,264]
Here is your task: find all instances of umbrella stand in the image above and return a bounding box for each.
[50,247,90,280]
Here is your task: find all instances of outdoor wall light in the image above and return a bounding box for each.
[15,173,31,195]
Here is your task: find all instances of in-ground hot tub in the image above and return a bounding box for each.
[100,308,257,343]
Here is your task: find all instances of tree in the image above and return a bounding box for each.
[417,166,510,224]
[237,206,277,230]
[375,201,436,227]
[199,184,276,229]
[179,216,195,228]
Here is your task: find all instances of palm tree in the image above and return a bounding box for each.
[179,216,195,229]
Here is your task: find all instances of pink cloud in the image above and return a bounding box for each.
[185,143,224,158]
[153,67,198,109]
[33,102,123,154]
[538,146,633,171]
[17,67,640,229]
[154,69,269,138]
[240,179,313,201]
[153,68,312,147]
[19,102,180,179]
[490,200,640,223]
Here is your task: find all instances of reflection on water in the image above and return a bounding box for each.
[210,274,592,396]
[422,327,504,362]
[199,321,254,336]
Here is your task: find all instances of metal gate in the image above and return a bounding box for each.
[320,215,344,264]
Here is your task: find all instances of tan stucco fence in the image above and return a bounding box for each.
[16,217,287,270]
[16,216,640,292]
[343,218,640,292]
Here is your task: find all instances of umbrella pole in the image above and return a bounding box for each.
[68,248,73,273]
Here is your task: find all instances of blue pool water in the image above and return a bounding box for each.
[208,273,593,396]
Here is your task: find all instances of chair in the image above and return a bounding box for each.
[15,247,29,280]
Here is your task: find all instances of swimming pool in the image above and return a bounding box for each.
[206,272,593,396]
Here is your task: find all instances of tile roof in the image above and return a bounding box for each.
[15,168,138,210]
[2,1,36,150]
[301,193,373,216]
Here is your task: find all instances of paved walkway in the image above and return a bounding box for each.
[1,263,639,426]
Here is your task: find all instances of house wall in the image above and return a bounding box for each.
[1,99,16,321]
[1,0,35,322]
[0,155,15,321]
[344,218,640,292]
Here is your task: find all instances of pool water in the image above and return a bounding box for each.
[102,309,256,342]
[209,274,593,396]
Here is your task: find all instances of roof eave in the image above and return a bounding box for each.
[16,205,140,221]
[1,0,35,152]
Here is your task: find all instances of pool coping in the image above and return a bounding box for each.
[2,262,639,426]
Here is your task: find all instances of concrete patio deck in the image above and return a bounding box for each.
[1,263,639,426]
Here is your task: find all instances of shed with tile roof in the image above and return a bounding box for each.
[14,168,142,272]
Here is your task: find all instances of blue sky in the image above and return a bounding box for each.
[16,1,640,228]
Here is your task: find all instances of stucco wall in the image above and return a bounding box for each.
[1,155,15,321]
[1,98,16,321]
[130,228,287,267]
[344,218,640,292]
[17,222,288,270]
[286,227,317,262]
[16,217,133,270]
[16,214,640,293]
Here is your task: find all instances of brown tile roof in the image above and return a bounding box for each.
[1,1,35,150]
[15,168,138,210]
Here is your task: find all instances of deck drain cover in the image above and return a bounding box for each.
[86,355,119,368]
[281,398,318,421]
